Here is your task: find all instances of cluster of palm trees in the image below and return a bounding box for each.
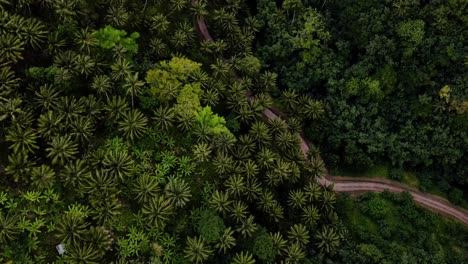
[0,0,341,263]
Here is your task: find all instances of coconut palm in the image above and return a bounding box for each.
[83,169,118,198]
[74,27,97,54]
[258,71,277,92]
[242,160,259,179]
[118,109,148,141]
[46,135,78,165]
[106,5,129,27]
[215,227,236,254]
[304,182,322,202]
[177,111,196,132]
[288,189,307,210]
[302,205,320,228]
[0,66,19,97]
[5,151,34,182]
[71,116,94,143]
[184,236,212,264]
[34,84,60,111]
[230,200,248,223]
[123,72,145,107]
[90,194,122,226]
[73,54,95,76]
[142,196,173,229]
[201,89,219,106]
[190,0,208,19]
[249,121,271,146]
[231,251,256,264]
[281,89,299,112]
[193,143,212,162]
[214,132,237,153]
[63,242,101,264]
[0,97,23,123]
[102,149,134,181]
[165,177,192,208]
[0,213,19,243]
[285,242,305,263]
[244,178,261,202]
[170,0,187,11]
[225,175,246,198]
[30,165,55,190]
[82,95,103,123]
[0,33,24,64]
[111,57,132,81]
[55,213,89,244]
[269,232,287,255]
[153,106,174,131]
[105,96,130,121]
[54,96,84,125]
[62,159,90,190]
[315,227,340,255]
[288,224,309,246]
[210,190,232,215]
[193,123,212,143]
[132,172,160,203]
[236,215,258,238]
[321,190,336,211]
[257,189,275,212]
[5,125,38,154]
[91,75,113,99]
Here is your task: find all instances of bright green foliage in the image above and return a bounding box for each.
[195,106,231,135]
[95,25,140,54]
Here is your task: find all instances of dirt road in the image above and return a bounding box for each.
[193,7,468,225]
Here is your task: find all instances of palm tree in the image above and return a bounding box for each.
[54,96,84,125]
[111,57,132,81]
[315,227,340,255]
[91,75,113,99]
[34,84,61,111]
[301,205,320,228]
[257,189,275,212]
[225,175,246,198]
[288,189,306,210]
[210,58,231,79]
[90,194,122,226]
[236,215,258,238]
[304,182,322,202]
[123,72,145,107]
[0,213,19,243]
[142,196,173,229]
[201,89,219,106]
[258,71,277,93]
[105,96,130,121]
[30,165,55,190]
[46,135,78,165]
[268,201,284,223]
[62,159,90,191]
[244,178,261,202]
[132,172,160,203]
[118,109,148,141]
[165,177,192,208]
[46,31,66,56]
[5,152,34,182]
[285,242,305,263]
[238,134,256,154]
[193,123,212,143]
[170,30,188,49]
[83,169,118,198]
[170,0,187,11]
[177,111,196,132]
[321,190,336,211]
[184,236,212,264]
[215,227,236,254]
[149,37,168,58]
[0,97,23,123]
[152,106,174,131]
[190,0,208,19]
[214,132,237,154]
[276,131,297,152]
[281,89,299,112]
[249,121,271,146]
[301,98,325,120]
[193,143,212,162]
[0,66,19,97]
[288,224,310,247]
[231,251,256,264]
[230,200,248,223]
[213,152,234,176]
[83,95,103,123]
[308,157,326,180]
[106,5,129,27]
[209,190,232,215]
[242,160,259,179]
[102,150,134,181]
[256,148,276,169]
[269,232,287,255]
[73,54,95,76]
[63,242,101,264]
[74,27,97,54]
[71,116,94,143]
[0,33,24,64]
[5,125,38,154]
[55,213,89,244]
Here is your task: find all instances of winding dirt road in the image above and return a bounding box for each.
[192,4,468,225]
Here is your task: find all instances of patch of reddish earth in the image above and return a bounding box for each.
[194,9,468,225]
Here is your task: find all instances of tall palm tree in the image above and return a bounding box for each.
[5,152,34,182]
[165,177,192,208]
[123,72,145,107]
[102,149,134,181]
[184,236,212,264]
[153,106,174,131]
[62,159,90,191]
[0,213,19,243]
[230,200,248,223]
[190,0,208,19]
[105,96,130,121]
[0,33,24,64]
[321,190,336,211]
[74,27,97,54]
[111,57,132,81]
[90,194,122,226]
[91,75,113,100]
[34,84,61,111]
[214,132,237,154]
[304,182,322,202]
[73,54,95,76]
[236,215,258,238]
[281,89,299,112]
[288,224,310,246]
[315,227,340,255]
[231,251,256,264]
[242,160,259,179]
[71,116,94,143]
[256,148,276,169]
[83,95,103,123]
[54,96,84,125]
[302,205,320,228]
[225,175,246,198]
[31,165,55,190]
[132,172,160,203]
[63,242,101,264]
[285,242,305,263]
[0,66,19,97]
[215,227,236,254]
[258,71,277,93]
[55,213,89,245]
[209,190,232,215]
[193,143,212,162]
[249,121,271,146]
[83,169,118,198]
[118,109,148,141]
[142,196,173,229]
[244,178,261,202]
[288,189,307,210]
[269,232,287,255]
[5,125,38,154]
[106,5,129,27]
[46,135,78,165]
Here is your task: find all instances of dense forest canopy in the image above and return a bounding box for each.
[0,0,466,263]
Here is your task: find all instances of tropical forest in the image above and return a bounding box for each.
[0,0,467,263]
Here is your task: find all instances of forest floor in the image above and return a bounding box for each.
[193,8,468,225]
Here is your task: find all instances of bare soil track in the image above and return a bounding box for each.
[192,5,468,225]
